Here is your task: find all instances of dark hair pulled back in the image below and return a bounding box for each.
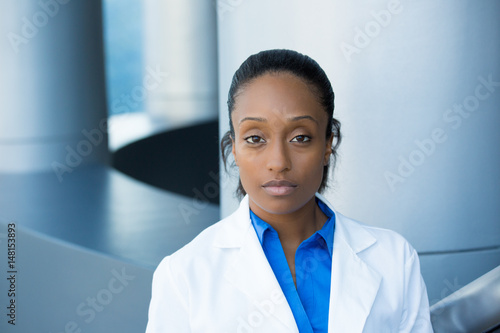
[221,49,341,199]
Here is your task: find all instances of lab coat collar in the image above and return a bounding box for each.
[213,195,252,248]
[214,193,382,332]
[328,214,382,331]
[316,193,382,332]
[217,195,299,331]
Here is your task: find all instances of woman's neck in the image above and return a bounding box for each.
[249,196,328,245]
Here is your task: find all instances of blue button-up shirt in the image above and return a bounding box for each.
[250,198,335,333]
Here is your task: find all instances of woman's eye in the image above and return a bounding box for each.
[245,135,265,144]
[291,135,311,143]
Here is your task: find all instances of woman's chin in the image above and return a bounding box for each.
[248,193,314,216]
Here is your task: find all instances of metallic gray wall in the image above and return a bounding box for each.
[218,0,500,302]
[326,0,500,303]
[0,0,109,174]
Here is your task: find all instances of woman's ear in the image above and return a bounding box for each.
[324,134,334,166]
[231,136,238,166]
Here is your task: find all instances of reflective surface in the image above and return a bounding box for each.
[0,165,219,268]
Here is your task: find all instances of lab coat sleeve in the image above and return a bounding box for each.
[399,247,434,333]
[146,256,191,333]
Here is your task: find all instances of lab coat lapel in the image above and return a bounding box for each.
[218,196,298,332]
[327,213,382,332]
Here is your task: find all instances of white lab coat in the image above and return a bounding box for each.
[146,193,433,332]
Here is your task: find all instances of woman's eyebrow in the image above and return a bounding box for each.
[239,115,318,126]
[288,115,319,124]
[239,117,266,125]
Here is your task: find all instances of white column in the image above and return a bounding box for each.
[144,0,218,126]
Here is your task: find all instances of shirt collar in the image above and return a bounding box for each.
[315,197,335,255]
[249,196,336,256]
[249,209,271,244]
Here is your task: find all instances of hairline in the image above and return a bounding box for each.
[230,70,329,130]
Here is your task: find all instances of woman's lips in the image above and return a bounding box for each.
[262,180,298,196]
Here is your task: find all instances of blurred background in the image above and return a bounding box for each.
[0,0,499,332]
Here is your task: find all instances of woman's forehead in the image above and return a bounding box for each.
[232,73,326,122]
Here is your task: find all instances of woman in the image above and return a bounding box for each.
[146,49,432,332]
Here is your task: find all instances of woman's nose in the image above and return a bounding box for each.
[265,140,291,172]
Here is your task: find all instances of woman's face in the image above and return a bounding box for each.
[231,72,333,216]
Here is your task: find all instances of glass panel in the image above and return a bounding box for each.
[103,0,144,116]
